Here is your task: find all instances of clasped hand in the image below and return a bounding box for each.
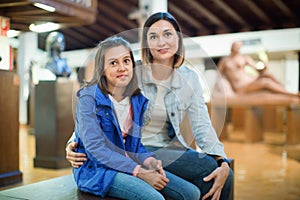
[66,142,169,190]
[137,159,169,190]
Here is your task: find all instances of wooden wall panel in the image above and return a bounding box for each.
[0,70,22,187]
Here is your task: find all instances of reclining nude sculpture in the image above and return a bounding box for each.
[216,41,299,98]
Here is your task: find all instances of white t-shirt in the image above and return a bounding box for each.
[109,95,130,133]
[142,77,172,147]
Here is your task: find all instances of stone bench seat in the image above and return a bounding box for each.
[0,174,119,200]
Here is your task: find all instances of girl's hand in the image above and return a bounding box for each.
[136,168,169,190]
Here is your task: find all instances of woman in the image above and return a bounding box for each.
[67,12,233,200]
[73,36,200,200]
[138,12,233,200]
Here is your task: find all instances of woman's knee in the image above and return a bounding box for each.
[224,168,234,190]
[197,154,218,175]
[219,169,234,200]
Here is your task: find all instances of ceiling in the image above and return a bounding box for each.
[1,0,300,51]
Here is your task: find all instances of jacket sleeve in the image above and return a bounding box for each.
[187,71,227,158]
[76,94,140,174]
[126,134,155,165]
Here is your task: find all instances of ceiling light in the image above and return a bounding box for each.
[33,3,56,12]
[29,22,60,33]
[7,30,21,38]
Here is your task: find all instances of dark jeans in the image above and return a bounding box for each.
[145,146,234,200]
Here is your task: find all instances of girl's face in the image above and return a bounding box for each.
[103,45,133,93]
[147,20,179,64]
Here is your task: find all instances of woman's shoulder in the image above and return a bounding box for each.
[177,65,199,79]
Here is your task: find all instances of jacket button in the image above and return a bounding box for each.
[171,112,175,117]
[106,113,109,116]
[95,108,98,112]
[88,165,92,169]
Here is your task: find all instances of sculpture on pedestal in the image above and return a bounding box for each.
[45,31,71,77]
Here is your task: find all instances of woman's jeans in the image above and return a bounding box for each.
[146,146,234,200]
[107,170,200,200]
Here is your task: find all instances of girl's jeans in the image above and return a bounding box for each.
[107,170,200,200]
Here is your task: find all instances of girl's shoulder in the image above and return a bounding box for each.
[132,92,148,103]
[76,84,98,98]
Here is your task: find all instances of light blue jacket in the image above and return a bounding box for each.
[136,65,226,158]
[73,84,153,197]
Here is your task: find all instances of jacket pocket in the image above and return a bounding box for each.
[73,160,101,194]
[73,159,116,197]
[96,109,115,132]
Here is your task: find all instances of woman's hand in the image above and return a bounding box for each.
[136,168,169,190]
[65,142,87,168]
[201,162,230,200]
[144,158,166,177]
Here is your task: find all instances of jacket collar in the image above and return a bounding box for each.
[94,85,112,107]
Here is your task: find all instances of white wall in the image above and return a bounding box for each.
[18,32,38,124]
[187,28,300,57]
[58,28,300,94]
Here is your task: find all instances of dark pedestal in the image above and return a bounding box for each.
[34,79,75,169]
[0,70,22,187]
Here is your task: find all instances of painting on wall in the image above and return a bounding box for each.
[0,16,12,70]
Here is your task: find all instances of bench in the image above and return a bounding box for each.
[0,160,235,200]
[0,174,120,200]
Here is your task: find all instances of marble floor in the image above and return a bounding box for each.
[1,125,300,200]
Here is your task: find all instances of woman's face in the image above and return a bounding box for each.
[147,20,179,64]
[103,45,133,92]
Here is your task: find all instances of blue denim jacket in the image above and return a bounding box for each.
[136,65,226,158]
[73,84,153,197]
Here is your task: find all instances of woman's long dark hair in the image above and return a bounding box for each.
[141,12,184,68]
[87,36,140,96]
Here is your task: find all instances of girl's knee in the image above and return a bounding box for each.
[143,191,165,200]
[188,186,201,200]
[173,186,200,200]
